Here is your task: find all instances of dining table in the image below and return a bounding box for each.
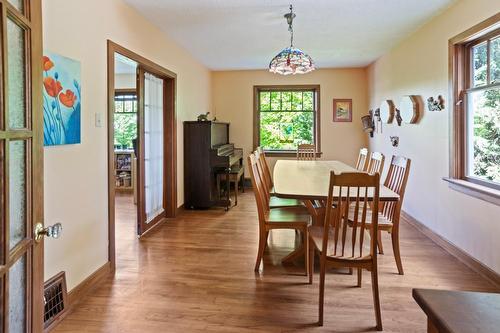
[272,159,400,264]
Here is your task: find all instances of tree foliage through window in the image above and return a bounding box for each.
[114,92,138,149]
[468,36,500,184]
[257,88,318,151]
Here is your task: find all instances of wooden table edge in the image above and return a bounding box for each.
[412,289,453,333]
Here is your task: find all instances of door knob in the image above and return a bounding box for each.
[34,223,62,243]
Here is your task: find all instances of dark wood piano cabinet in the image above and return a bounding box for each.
[183,121,243,210]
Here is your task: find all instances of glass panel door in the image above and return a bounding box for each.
[0,0,44,331]
[144,72,164,223]
[137,67,166,236]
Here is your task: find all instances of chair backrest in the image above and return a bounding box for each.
[247,153,269,225]
[255,147,273,190]
[366,152,385,175]
[297,144,316,160]
[356,148,369,171]
[381,156,411,223]
[254,149,271,207]
[322,172,380,259]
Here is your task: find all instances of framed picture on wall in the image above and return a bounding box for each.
[333,99,352,122]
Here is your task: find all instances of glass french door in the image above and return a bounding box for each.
[137,67,166,236]
[0,0,44,332]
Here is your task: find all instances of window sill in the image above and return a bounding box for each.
[443,177,500,206]
[264,151,323,158]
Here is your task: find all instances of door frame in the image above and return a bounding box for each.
[106,40,177,270]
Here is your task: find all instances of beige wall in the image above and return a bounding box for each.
[212,69,369,171]
[367,0,500,273]
[43,0,212,289]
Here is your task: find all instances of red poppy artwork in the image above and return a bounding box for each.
[42,51,81,146]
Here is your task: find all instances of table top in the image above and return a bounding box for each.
[413,288,500,333]
[273,160,399,201]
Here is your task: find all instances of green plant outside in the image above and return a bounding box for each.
[470,38,499,183]
[259,90,315,150]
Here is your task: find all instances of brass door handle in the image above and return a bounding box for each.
[34,223,62,243]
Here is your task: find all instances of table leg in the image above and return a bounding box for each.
[427,318,439,333]
[282,230,306,263]
[304,200,325,226]
[225,167,231,211]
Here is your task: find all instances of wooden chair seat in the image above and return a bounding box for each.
[270,196,304,209]
[309,226,371,261]
[266,207,312,225]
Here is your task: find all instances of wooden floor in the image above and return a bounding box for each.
[54,192,498,332]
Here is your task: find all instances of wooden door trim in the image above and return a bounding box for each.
[107,40,177,270]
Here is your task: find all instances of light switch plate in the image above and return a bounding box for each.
[95,113,103,127]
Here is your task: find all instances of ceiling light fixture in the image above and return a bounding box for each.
[269,5,316,75]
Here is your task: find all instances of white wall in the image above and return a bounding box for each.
[43,0,212,289]
[367,0,500,273]
[212,69,369,172]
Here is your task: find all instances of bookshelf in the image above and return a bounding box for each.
[115,150,136,192]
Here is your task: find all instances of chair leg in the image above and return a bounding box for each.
[264,231,269,250]
[216,175,221,200]
[254,231,267,272]
[391,228,404,275]
[377,230,384,254]
[318,257,326,326]
[371,267,383,331]
[304,229,309,277]
[234,180,238,206]
[357,268,362,287]
[308,242,314,284]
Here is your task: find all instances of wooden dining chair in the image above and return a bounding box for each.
[297,144,316,160]
[349,155,411,275]
[308,172,382,330]
[366,151,385,175]
[254,148,304,209]
[248,153,311,274]
[356,148,369,171]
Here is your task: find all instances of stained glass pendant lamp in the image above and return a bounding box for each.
[269,5,316,75]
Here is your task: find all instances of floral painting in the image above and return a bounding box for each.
[43,51,81,146]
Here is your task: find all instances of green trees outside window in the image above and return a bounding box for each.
[114,93,138,149]
[468,36,500,184]
[257,88,318,151]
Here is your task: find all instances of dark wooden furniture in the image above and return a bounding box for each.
[184,121,243,210]
[413,288,500,333]
[217,164,244,206]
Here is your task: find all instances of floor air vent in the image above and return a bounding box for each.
[43,271,68,331]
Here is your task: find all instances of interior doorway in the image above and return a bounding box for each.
[107,41,177,270]
[113,53,139,247]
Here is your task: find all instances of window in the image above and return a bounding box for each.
[254,85,320,154]
[449,17,500,193]
[114,90,138,149]
[466,35,499,185]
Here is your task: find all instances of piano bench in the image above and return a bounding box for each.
[216,166,245,206]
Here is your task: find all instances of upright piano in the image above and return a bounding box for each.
[184,121,243,210]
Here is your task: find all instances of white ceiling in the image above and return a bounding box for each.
[123,0,457,70]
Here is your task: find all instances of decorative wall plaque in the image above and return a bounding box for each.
[379,100,395,123]
[399,95,420,124]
